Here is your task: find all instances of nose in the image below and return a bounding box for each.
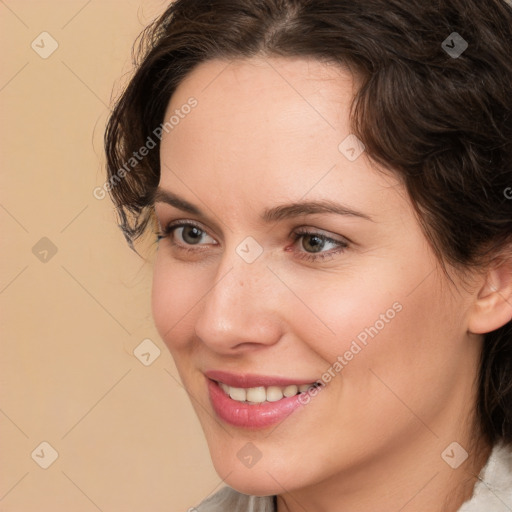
[194,242,283,354]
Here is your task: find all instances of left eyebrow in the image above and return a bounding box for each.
[151,187,374,223]
[261,199,374,223]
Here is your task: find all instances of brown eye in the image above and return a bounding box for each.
[180,225,204,245]
[301,234,327,253]
[157,221,217,249]
[291,228,349,263]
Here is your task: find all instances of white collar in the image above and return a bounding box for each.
[457,441,512,511]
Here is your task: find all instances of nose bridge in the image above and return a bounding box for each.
[194,240,281,350]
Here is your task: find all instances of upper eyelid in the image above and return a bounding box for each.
[163,220,218,244]
[159,217,217,237]
[161,219,349,247]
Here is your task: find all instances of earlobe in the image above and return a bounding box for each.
[468,256,512,335]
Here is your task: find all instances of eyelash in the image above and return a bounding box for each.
[156,220,349,262]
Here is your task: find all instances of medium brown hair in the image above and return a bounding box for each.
[104,0,512,446]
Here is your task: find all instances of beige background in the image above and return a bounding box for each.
[0,1,220,510]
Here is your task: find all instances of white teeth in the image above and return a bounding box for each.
[229,387,247,402]
[219,381,317,404]
[283,385,298,397]
[246,386,266,403]
[266,386,284,402]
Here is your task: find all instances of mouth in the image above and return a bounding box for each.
[215,380,321,404]
[204,370,322,429]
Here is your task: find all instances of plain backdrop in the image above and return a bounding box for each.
[0,1,220,510]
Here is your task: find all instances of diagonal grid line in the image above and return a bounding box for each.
[262,354,334,439]
[263,401,305,439]
[60,205,88,233]
[160,162,233,234]
[266,471,311,512]
[262,163,337,238]
[0,203,29,232]
[0,471,29,501]
[61,369,131,439]
[0,408,29,438]
[201,60,233,92]
[476,480,512,511]
[369,368,439,439]
[0,265,28,294]
[60,60,110,109]
[162,267,234,338]
[164,368,234,438]
[0,0,28,28]
[405,268,436,297]
[191,470,235,509]
[61,471,103,511]
[264,58,336,131]
[61,0,92,29]
[60,265,132,334]
[495,288,512,309]
[397,471,439,511]
[266,265,336,334]
[298,164,337,200]
[0,62,29,93]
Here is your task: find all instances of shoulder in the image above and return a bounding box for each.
[458,442,512,512]
[194,486,275,512]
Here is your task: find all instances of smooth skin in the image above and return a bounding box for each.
[151,57,512,512]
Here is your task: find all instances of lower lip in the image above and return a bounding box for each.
[207,379,305,429]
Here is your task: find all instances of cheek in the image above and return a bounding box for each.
[282,272,404,364]
[326,275,464,421]
[151,256,205,351]
[298,266,457,389]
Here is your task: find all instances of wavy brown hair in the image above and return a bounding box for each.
[104,0,512,446]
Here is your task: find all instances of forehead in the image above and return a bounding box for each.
[157,57,403,225]
[161,58,353,167]
[162,56,354,158]
[170,56,355,111]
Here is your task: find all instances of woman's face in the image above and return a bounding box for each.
[151,57,482,495]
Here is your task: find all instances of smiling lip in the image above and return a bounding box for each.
[204,370,317,388]
[204,370,317,429]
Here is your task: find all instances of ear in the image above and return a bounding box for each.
[468,252,512,335]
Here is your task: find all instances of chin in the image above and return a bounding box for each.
[219,469,283,496]
[208,449,306,496]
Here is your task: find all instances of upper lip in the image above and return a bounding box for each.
[204,370,317,388]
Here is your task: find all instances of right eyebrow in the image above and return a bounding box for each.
[152,187,374,223]
[152,188,202,216]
